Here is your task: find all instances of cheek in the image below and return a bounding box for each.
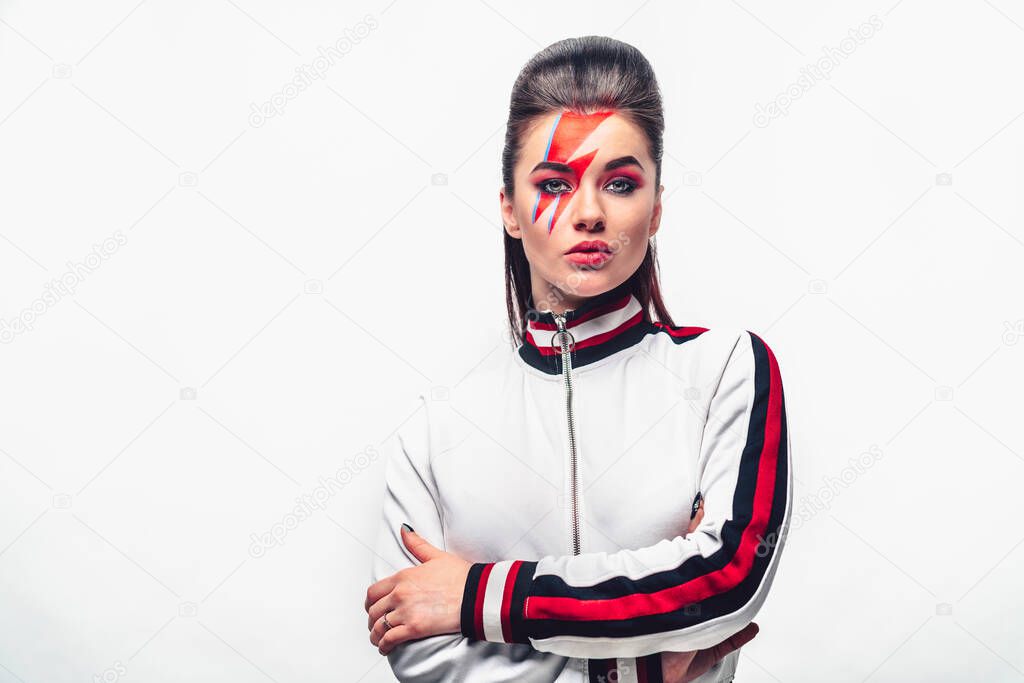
[527,186,572,237]
[516,189,553,233]
[607,194,654,234]
[514,192,537,229]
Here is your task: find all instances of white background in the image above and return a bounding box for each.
[1,0,1023,681]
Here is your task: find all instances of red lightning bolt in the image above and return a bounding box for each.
[531,110,614,235]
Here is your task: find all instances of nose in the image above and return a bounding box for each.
[567,183,605,232]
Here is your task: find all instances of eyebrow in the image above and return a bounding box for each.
[531,155,644,175]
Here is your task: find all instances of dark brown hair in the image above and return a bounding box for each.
[501,35,676,346]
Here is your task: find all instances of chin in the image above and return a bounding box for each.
[559,269,625,296]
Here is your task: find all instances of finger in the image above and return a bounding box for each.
[378,624,416,655]
[661,649,698,680]
[730,621,759,648]
[710,622,759,661]
[369,609,401,648]
[683,623,759,682]
[401,526,441,562]
[366,591,397,631]
[686,498,705,535]
[689,492,703,520]
[688,507,704,532]
[365,575,397,612]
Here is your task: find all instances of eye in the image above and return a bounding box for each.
[605,178,638,195]
[539,178,573,195]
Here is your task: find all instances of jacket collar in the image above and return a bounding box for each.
[517,279,656,375]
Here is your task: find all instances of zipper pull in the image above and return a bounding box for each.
[552,312,575,354]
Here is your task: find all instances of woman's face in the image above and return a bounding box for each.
[501,109,663,313]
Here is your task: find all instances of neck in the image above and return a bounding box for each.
[528,277,627,317]
[530,287,587,316]
[518,278,655,374]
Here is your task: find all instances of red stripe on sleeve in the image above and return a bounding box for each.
[526,338,783,622]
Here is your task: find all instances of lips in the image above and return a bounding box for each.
[564,240,614,267]
[565,240,612,255]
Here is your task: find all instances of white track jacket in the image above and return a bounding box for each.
[370,279,793,683]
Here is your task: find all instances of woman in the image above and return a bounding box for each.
[365,35,792,683]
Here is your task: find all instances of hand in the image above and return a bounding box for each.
[660,494,759,683]
[661,622,759,683]
[365,525,472,655]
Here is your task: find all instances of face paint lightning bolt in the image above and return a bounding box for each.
[530,110,615,236]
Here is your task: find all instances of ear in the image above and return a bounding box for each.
[648,183,664,238]
[500,187,522,240]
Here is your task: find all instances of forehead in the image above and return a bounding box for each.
[519,110,649,167]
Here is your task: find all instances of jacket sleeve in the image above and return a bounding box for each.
[459,329,793,659]
[371,396,575,682]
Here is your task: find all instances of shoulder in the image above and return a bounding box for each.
[648,321,744,362]
[652,320,779,352]
[398,351,510,459]
[647,322,784,383]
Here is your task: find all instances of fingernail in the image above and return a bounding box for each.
[401,522,414,533]
[690,492,703,519]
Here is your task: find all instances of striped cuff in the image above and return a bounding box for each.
[460,560,537,644]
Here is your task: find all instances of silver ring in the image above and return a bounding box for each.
[550,330,576,353]
[383,610,393,630]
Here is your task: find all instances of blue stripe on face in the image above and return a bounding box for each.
[533,111,564,232]
[542,112,562,161]
[547,194,561,235]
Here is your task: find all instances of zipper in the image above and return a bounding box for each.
[554,311,591,681]
[552,311,581,557]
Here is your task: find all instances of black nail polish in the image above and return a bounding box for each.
[690,492,703,519]
[401,522,414,533]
